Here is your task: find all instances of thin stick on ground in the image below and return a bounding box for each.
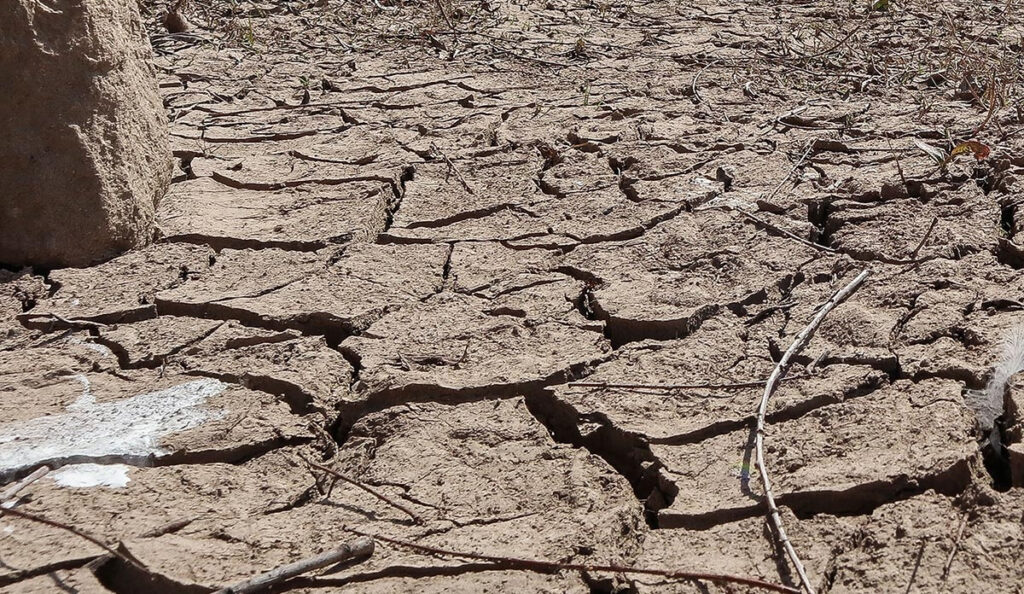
[1,466,50,502]
[83,516,202,574]
[909,216,939,259]
[431,143,474,194]
[343,526,801,594]
[755,268,871,594]
[300,455,423,524]
[887,139,909,190]
[18,312,107,330]
[941,514,969,580]
[567,374,808,391]
[734,208,837,254]
[763,143,813,203]
[0,506,138,568]
[433,0,458,39]
[691,59,719,104]
[213,537,374,594]
[788,26,862,62]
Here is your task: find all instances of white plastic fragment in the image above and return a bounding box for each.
[50,464,131,488]
[0,378,227,479]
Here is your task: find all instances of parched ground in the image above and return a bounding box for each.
[3,0,1024,592]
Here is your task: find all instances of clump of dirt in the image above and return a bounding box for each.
[0,0,172,268]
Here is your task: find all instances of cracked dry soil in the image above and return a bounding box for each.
[4,0,1024,592]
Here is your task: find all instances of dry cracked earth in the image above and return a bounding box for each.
[4,0,1024,592]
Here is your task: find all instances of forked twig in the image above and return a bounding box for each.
[941,514,969,580]
[755,269,871,594]
[213,537,374,594]
[343,526,800,593]
[300,455,423,524]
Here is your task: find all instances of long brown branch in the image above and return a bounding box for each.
[213,537,374,594]
[754,269,871,594]
[568,375,808,392]
[343,526,800,593]
[0,506,136,568]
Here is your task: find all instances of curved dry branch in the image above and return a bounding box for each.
[344,526,801,593]
[755,268,871,594]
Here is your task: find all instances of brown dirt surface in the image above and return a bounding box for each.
[3,1,1024,593]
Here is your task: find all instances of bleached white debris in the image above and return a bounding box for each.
[0,378,227,480]
[50,463,131,488]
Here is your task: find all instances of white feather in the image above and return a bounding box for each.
[967,324,1024,432]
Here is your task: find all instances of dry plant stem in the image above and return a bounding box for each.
[692,60,719,104]
[301,456,423,524]
[433,0,457,38]
[972,70,999,135]
[344,527,800,594]
[910,216,939,259]
[0,466,50,501]
[0,505,137,568]
[887,217,941,278]
[942,514,969,579]
[755,269,871,594]
[20,313,107,330]
[140,516,197,538]
[431,142,474,194]
[764,143,813,203]
[84,516,201,574]
[734,208,837,254]
[568,375,808,391]
[213,537,374,594]
[791,26,861,61]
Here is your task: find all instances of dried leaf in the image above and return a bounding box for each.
[949,140,991,161]
[914,140,947,166]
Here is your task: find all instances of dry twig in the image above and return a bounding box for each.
[433,0,457,39]
[909,216,939,259]
[734,208,837,254]
[1,466,50,502]
[692,60,719,104]
[790,26,862,61]
[941,514,969,580]
[764,143,813,203]
[18,312,107,330]
[568,375,808,391]
[755,269,871,594]
[343,526,800,593]
[431,143,475,194]
[300,455,423,524]
[213,537,374,594]
[0,506,138,568]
